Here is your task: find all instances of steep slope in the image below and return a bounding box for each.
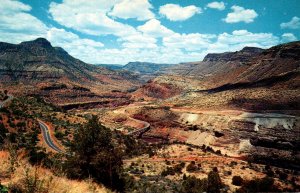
[234,42,300,84]
[165,47,263,83]
[0,38,140,107]
[165,42,300,88]
[133,42,300,111]
[0,38,98,81]
[121,62,173,81]
[123,62,172,74]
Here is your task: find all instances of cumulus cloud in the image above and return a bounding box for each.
[49,0,137,37]
[224,6,258,23]
[109,0,155,21]
[0,0,47,43]
[281,33,297,42]
[0,0,31,13]
[207,2,225,11]
[163,33,216,51]
[207,30,279,53]
[47,28,104,50]
[137,19,175,38]
[117,33,157,49]
[0,0,287,65]
[159,4,201,21]
[280,17,300,29]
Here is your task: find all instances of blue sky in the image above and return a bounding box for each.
[1,0,299,64]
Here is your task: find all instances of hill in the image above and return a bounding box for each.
[164,42,299,88]
[133,42,300,111]
[0,38,140,107]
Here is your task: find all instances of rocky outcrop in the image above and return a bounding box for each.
[165,42,300,89]
[123,62,172,74]
[0,38,98,82]
[203,47,263,62]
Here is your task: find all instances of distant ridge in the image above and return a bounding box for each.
[165,41,300,87]
[0,38,98,81]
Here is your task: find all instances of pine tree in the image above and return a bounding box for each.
[65,115,124,191]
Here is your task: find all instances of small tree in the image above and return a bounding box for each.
[207,170,222,193]
[65,115,124,191]
[232,176,243,186]
[181,176,208,193]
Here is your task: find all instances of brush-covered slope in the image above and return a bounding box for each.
[134,42,300,111]
[0,38,141,107]
[0,38,139,85]
[123,62,172,74]
[166,42,300,88]
[165,47,263,80]
[0,38,99,81]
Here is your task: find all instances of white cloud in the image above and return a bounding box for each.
[207,2,225,11]
[281,33,297,42]
[280,17,300,29]
[137,19,175,38]
[0,0,31,13]
[0,0,48,43]
[159,4,201,21]
[117,33,157,49]
[224,6,258,23]
[163,33,216,51]
[47,28,104,49]
[0,0,287,65]
[49,0,137,37]
[109,0,155,21]
[207,30,279,53]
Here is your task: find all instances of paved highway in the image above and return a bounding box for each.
[1,94,64,153]
[38,120,64,153]
[0,94,13,108]
[127,117,150,136]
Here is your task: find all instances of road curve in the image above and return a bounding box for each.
[0,94,13,108]
[113,107,151,136]
[127,117,150,136]
[38,120,64,153]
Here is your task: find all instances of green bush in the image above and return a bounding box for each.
[207,170,222,193]
[186,162,199,172]
[181,176,208,193]
[0,183,8,193]
[235,177,279,193]
[64,115,125,192]
[232,176,243,186]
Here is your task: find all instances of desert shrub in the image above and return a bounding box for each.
[189,125,199,131]
[0,107,9,114]
[161,167,176,176]
[278,171,288,180]
[266,169,274,177]
[235,177,279,193]
[232,176,243,186]
[173,162,185,173]
[16,122,26,128]
[0,123,8,147]
[215,150,221,155]
[161,163,185,176]
[207,170,222,193]
[187,147,193,151]
[0,183,8,193]
[186,162,199,173]
[181,176,208,193]
[54,130,64,140]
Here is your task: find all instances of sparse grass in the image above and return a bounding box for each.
[0,151,110,193]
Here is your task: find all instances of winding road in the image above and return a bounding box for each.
[38,120,64,153]
[0,94,64,153]
[0,94,13,108]
[113,107,151,137]
[127,117,150,136]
